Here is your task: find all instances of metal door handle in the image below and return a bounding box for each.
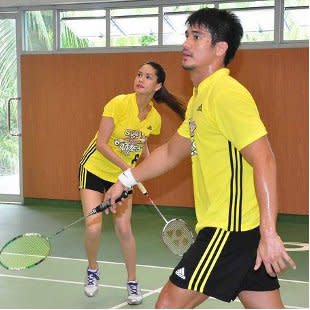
[7,97,21,136]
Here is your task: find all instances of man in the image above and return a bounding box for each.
[105,8,296,308]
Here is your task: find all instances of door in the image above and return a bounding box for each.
[0,13,22,203]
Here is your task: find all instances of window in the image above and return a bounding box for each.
[219,1,275,42]
[60,10,106,48]
[24,10,53,51]
[22,1,308,52]
[283,0,309,41]
[163,4,213,45]
[110,8,158,47]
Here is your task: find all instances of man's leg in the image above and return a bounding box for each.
[238,289,284,309]
[155,280,208,309]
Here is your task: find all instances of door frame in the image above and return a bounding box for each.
[0,11,23,203]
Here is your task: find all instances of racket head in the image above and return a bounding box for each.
[161,218,195,256]
[0,233,51,270]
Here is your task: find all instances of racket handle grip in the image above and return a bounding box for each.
[137,182,148,195]
[94,190,132,213]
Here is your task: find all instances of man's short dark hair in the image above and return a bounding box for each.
[186,8,243,66]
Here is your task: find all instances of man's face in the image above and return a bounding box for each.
[182,24,217,72]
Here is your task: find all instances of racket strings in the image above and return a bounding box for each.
[0,234,51,270]
[162,219,194,256]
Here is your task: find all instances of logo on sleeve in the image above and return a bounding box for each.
[175,267,186,280]
[189,119,197,156]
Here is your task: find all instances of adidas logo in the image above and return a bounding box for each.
[196,104,202,112]
[147,125,152,130]
[175,267,186,280]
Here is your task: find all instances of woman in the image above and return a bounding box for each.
[78,61,184,304]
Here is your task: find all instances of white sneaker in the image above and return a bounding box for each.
[84,267,100,297]
[127,281,143,305]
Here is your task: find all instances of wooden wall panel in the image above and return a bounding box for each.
[230,49,309,215]
[21,48,308,214]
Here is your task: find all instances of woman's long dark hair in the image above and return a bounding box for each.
[144,61,185,120]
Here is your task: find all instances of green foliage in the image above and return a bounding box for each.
[140,34,157,46]
[25,10,53,50]
[0,100,18,175]
[0,135,18,175]
[0,20,17,92]
[60,26,90,48]
[0,19,18,175]
[111,35,139,47]
[284,13,309,40]
[111,34,157,47]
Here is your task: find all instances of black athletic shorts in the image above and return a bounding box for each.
[169,226,280,302]
[78,166,114,193]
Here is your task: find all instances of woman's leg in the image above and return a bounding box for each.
[81,188,104,269]
[113,195,136,280]
[113,195,143,304]
[80,188,104,296]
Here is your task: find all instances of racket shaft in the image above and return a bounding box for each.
[137,183,168,224]
[54,216,85,236]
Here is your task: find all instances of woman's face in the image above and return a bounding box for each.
[134,64,162,96]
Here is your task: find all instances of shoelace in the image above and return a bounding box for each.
[87,271,99,286]
[128,282,139,295]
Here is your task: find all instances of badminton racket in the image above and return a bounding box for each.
[0,190,130,271]
[137,183,195,256]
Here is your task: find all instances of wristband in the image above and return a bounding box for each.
[118,169,138,188]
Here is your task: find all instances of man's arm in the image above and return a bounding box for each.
[240,135,296,276]
[104,132,191,208]
[131,132,191,182]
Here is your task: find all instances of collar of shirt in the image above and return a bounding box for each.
[193,68,230,97]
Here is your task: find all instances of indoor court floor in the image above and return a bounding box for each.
[0,201,308,309]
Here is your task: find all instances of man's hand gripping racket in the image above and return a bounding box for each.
[137,183,195,256]
[0,190,130,270]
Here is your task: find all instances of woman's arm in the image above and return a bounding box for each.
[96,116,130,171]
[141,141,150,159]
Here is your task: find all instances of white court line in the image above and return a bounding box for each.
[47,255,174,270]
[279,278,309,284]
[111,287,162,309]
[1,254,309,285]
[0,273,153,292]
[111,290,306,309]
[0,254,308,285]
[0,273,306,309]
[44,255,310,285]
